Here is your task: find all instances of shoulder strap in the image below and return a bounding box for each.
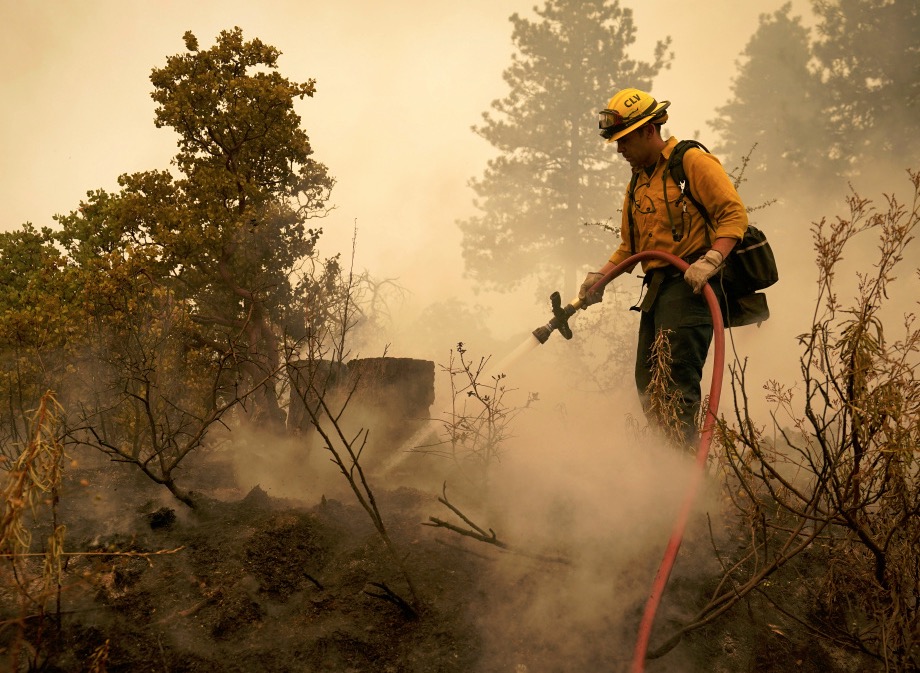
[626,170,641,254]
[667,140,707,187]
[661,140,714,245]
[667,139,712,229]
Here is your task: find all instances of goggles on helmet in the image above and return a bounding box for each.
[598,100,661,140]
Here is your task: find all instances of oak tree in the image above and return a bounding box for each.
[0,29,336,503]
[55,28,335,429]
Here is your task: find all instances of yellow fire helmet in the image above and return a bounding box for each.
[598,88,670,143]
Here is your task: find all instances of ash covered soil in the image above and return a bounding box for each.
[3,448,878,673]
[55,484,485,673]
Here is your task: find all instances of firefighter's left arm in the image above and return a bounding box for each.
[684,151,748,242]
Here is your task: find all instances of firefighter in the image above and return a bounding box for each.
[580,88,748,445]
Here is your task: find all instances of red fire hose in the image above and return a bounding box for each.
[590,251,725,672]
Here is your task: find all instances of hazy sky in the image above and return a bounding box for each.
[1,0,812,339]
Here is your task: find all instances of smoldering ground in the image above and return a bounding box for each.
[207,335,728,671]
[437,379,727,671]
[23,230,907,673]
[33,168,917,671]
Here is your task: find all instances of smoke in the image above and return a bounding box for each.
[225,426,330,502]
[59,444,193,534]
[402,345,726,670]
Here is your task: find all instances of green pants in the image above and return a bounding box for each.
[635,271,720,445]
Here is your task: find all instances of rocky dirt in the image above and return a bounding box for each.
[1,444,884,673]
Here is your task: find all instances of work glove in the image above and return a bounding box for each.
[578,271,606,305]
[683,249,724,294]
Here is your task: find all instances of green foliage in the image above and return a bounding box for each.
[150,27,330,210]
[0,226,86,453]
[0,225,74,354]
[0,28,339,501]
[60,28,335,430]
[459,0,671,296]
[147,27,333,328]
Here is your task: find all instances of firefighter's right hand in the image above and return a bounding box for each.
[578,271,606,305]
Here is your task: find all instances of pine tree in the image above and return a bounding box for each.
[811,0,920,178]
[711,5,831,205]
[712,1,920,201]
[458,0,671,297]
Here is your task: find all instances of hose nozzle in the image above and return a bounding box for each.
[532,324,553,344]
[532,291,584,344]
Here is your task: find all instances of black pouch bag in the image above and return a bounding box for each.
[719,225,778,327]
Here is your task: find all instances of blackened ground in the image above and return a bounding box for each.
[0,456,884,673]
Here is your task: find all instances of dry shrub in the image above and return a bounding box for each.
[422,343,536,490]
[643,328,689,449]
[0,391,67,671]
[703,169,920,670]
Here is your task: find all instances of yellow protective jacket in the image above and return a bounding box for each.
[609,136,748,272]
